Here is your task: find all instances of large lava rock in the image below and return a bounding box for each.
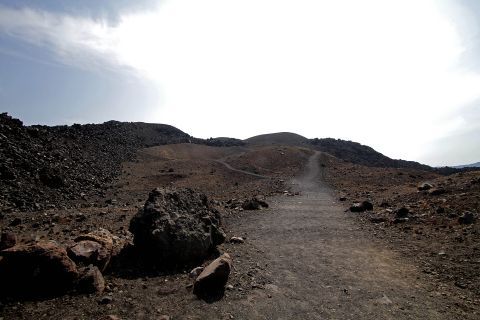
[129,187,226,266]
[0,241,78,298]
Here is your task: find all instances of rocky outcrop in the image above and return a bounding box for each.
[129,187,225,266]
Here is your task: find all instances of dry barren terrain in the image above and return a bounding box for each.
[1,119,479,319]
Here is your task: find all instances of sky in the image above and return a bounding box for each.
[0,0,479,166]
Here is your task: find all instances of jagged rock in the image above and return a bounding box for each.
[193,253,232,298]
[0,241,78,298]
[129,187,225,266]
[0,231,16,250]
[76,265,105,294]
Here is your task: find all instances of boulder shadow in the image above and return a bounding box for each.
[194,288,226,303]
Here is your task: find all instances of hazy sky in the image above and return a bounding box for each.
[1,0,479,166]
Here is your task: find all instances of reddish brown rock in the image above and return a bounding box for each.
[0,241,78,298]
[75,228,114,253]
[69,228,117,271]
[193,253,232,298]
[77,265,105,294]
[68,240,110,272]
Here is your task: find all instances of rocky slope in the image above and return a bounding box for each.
[0,113,191,212]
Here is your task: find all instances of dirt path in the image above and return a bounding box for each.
[179,152,472,319]
[213,159,271,179]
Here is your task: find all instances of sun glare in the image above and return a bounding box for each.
[98,0,480,162]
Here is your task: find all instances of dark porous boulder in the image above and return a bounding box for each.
[0,241,78,298]
[193,253,232,299]
[129,187,225,266]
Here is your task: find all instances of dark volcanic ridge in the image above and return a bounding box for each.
[0,113,473,212]
[454,161,480,169]
[246,132,466,174]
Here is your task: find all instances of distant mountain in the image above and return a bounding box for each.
[453,162,480,168]
[245,133,462,174]
[245,132,309,146]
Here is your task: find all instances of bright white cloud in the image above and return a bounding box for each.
[0,0,479,165]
